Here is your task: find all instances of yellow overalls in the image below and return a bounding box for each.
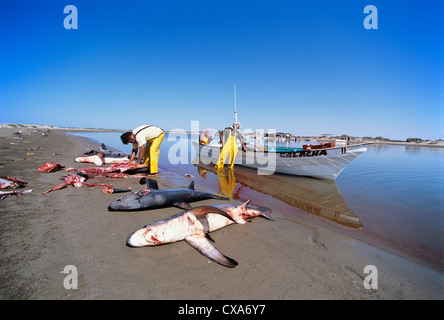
[142,133,164,174]
[215,129,238,169]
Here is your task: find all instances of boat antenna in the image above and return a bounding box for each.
[234,84,238,124]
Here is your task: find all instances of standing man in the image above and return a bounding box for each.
[120,125,165,175]
[215,122,247,169]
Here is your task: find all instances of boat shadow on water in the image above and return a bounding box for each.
[192,158,363,230]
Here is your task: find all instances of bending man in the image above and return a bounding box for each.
[120,125,164,175]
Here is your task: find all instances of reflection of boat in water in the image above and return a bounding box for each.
[193,158,363,229]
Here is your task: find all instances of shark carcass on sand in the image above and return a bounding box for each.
[108,179,230,211]
[126,200,272,267]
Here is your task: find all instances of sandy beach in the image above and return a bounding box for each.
[0,126,442,301]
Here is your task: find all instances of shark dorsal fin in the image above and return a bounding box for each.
[147,178,159,190]
[187,181,195,190]
[139,177,159,190]
[239,199,251,213]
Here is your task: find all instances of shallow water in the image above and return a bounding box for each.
[74,132,444,270]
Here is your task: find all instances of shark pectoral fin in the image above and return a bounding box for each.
[185,234,238,268]
[174,201,193,210]
[205,232,216,243]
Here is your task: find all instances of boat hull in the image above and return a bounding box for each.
[192,142,367,180]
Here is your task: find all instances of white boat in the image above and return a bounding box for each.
[196,85,368,179]
[192,141,368,180]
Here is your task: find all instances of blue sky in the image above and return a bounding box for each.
[1,0,442,140]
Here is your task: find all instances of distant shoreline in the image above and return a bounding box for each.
[1,123,442,148]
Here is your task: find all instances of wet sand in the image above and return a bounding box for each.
[0,127,442,300]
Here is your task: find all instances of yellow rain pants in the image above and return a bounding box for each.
[143,133,164,174]
[215,135,238,169]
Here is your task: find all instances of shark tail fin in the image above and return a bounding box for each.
[258,207,273,220]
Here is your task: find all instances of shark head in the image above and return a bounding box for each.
[108,190,150,211]
[126,226,159,247]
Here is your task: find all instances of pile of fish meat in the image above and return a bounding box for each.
[0,176,32,201]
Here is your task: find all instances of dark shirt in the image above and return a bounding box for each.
[222,127,243,143]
